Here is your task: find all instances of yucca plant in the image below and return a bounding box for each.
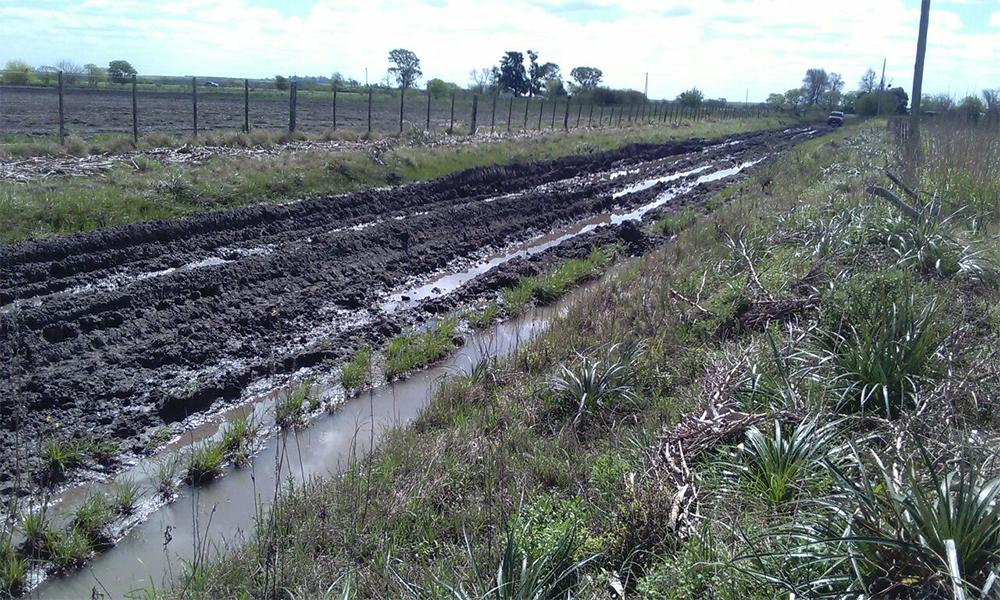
[784,448,1000,598]
[823,295,941,419]
[729,418,841,505]
[880,210,994,282]
[414,525,598,600]
[549,343,641,426]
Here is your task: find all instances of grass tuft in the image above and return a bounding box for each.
[384,318,459,378]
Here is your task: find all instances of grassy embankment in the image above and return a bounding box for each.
[0,114,804,244]
[139,116,1000,600]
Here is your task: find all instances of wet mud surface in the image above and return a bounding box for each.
[0,125,826,501]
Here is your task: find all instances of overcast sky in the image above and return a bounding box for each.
[1,0,997,101]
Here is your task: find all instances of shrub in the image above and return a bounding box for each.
[549,343,641,425]
[728,418,840,505]
[786,449,1000,597]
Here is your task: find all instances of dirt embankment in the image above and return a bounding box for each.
[0,125,825,499]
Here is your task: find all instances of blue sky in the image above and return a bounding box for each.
[1,0,997,101]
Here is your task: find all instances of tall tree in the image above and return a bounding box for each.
[982,89,1000,113]
[676,87,704,107]
[498,51,528,96]
[570,66,603,90]
[84,63,104,87]
[858,68,877,93]
[526,51,559,97]
[801,68,829,105]
[55,60,84,84]
[388,48,422,89]
[107,60,136,84]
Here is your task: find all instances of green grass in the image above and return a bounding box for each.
[384,318,459,379]
[275,383,311,429]
[112,477,141,514]
[502,246,614,315]
[340,347,372,395]
[153,454,182,498]
[465,302,500,329]
[0,116,804,244]
[0,538,28,597]
[219,414,257,465]
[43,526,92,572]
[184,442,226,485]
[71,493,114,546]
[41,437,83,480]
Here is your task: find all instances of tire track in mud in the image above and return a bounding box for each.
[0,125,825,498]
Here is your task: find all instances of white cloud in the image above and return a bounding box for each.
[1,0,997,101]
[990,11,1000,27]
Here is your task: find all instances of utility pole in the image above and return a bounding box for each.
[909,0,931,155]
[877,57,887,117]
[644,72,648,98]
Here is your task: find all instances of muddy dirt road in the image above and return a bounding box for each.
[0,125,824,500]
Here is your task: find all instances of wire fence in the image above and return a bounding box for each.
[0,72,780,145]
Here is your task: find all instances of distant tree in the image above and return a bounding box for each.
[36,66,60,85]
[274,75,288,90]
[54,60,84,84]
[856,87,908,116]
[331,72,346,88]
[84,63,105,87]
[2,60,33,85]
[468,66,499,94]
[426,78,451,98]
[858,68,878,93]
[498,51,529,96]
[801,68,829,105]
[526,50,559,97]
[766,92,787,108]
[388,48,422,89]
[821,72,844,109]
[959,95,985,117]
[545,78,566,98]
[570,66,603,90]
[676,87,704,107]
[784,88,805,109]
[921,93,954,113]
[107,60,137,84]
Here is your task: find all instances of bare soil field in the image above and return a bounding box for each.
[0,85,472,138]
[0,125,825,500]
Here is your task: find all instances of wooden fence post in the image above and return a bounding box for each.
[333,84,337,130]
[588,104,594,127]
[618,106,624,127]
[288,81,297,132]
[470,94,478,135]
[523,98,530,130]
[537,101,544,130]
[627,103,634,123]
[399,87,405,134]
[426,91,431,131]
[599,106,604,127]
[367,86,372,134]
[243,79,250,133]
[57,70,65,145]
[131,73,138,143]
[192,77,198,138]
[640,102,645,122]
[507,96,513,132]
[563,99,570,130]
[576,102,582,128]
[449,91,455,134]
[490,93,497,134]
[550,100,556,129]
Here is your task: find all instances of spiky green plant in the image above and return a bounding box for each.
[340,347,372,394]
[879,210,993,282]
[153,454,181,497]
[822,295,941,418]
[219,414,257,465]
[411,526,597,600]
[729,418,841,505]
[782,448,1000,598]
[549,343,640,425]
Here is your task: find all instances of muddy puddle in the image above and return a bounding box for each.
[33,298,566,599]
[380,157,765,313]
